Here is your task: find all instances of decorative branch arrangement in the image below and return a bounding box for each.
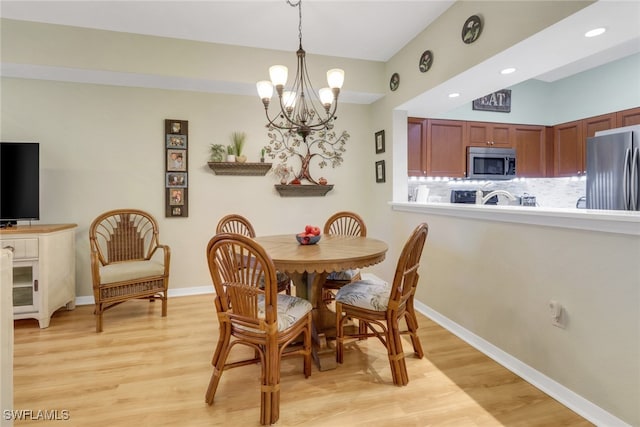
[264,126,350,184]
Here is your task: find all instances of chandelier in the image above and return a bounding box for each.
[256,0,344,141]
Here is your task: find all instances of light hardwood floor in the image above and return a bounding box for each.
[12,295,592,426]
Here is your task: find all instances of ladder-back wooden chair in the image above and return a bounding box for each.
[335,223,428,386]
[205,233,312,425]
[89,209,170,332]
[322,211,367,304]
[216,214,291,295]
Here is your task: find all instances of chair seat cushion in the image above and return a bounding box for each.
[326,268,359,281]
[100,260,165,284]
[335,279,392,311]
[256,294,312,331]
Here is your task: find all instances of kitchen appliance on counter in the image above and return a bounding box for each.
[450,190,498,205]
[586,125,640,210]
[467,147,516,180]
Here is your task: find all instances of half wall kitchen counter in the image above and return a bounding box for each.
[391,202,640,236]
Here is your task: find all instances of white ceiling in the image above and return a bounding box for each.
[0,0,455,62]
[1,0,639,116]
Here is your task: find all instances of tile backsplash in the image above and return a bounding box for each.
[408,177,587,209]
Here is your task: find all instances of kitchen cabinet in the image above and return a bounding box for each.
[466,121,512,148]
[427,119,466,177]
[408,117,427,176]
[513,124,547,177]
[617,106,640,127]
[553,120,584,177]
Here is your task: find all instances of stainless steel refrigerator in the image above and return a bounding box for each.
[586,125,640,210]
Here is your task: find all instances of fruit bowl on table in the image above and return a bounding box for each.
[296,234,321,245]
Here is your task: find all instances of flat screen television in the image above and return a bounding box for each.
[0,142,40,227]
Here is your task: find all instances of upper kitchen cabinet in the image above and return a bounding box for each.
[466,121,512,148]
[513,124,547,177]
[427,119,466,177]
[408,117,428,177]
[553,120,584,177]
[617,106,640,127]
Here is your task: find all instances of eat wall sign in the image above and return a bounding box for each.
[472,89,511,113]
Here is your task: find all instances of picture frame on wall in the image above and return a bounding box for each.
[166,134,187,149]
[165,119,188,217]
[375,130,385,154]
[375,160,386,183]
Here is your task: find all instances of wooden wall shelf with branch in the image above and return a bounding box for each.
[274,184,334,197]
[207,162,272,176]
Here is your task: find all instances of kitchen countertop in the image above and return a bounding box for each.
[391,201,640,236]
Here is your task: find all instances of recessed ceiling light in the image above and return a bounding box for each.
[448,93,460,98]
[585,27,606,38]
[501,67,516,75]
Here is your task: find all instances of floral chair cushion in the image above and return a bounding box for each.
[254,294,312,332]
[335,279,392,312]
[326,268,359,281]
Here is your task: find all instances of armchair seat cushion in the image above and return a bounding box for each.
[335,279,392,312]
[100,260,165,284]
[256,294,312,332]
[326,268,359,281]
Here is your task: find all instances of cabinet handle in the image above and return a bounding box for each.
[2,245,14,252]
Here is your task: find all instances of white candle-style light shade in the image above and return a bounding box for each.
[282,91,296,112]
[269,65,288,87]
[326,68,345,89]
[256,80,274,100]
[318,88,333,107]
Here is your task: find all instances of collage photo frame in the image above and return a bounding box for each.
[165,119,189,217]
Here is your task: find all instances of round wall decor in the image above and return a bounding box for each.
[462,15,483,44]
[419,50,434,73]
[389,73,400,91]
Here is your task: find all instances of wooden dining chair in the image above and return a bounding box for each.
[205,233,312,425]
[216,214,291,295]
[89,209,171,332]
[335,223,429,386]
[322,211,367,305]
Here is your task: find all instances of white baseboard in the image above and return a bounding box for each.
[413,300,630,427]
[74,285,214,306]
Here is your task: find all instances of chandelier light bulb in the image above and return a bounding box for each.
[282,91,296,112]
[327,69,345,89]
[269,65,288,88]
[256,80,274,101]
[318,88,333,108]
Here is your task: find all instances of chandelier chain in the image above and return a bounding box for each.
[287,0,303,47]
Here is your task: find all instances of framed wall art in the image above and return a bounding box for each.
[375,130,385,154]
[375,160,386,183]
[165,119,188,217]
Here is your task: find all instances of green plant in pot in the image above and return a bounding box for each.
[226,144,236,162]
[231,132,247,163]
[209,144,226,162]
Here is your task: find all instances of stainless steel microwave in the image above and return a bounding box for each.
[466,147,516,180]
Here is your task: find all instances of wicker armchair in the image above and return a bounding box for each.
[335,223,428,386]
[216,214,291,295]
[322,211,367,304]
[89,209,170,332]
[205,233,312,425]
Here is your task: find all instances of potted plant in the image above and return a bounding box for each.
[231,132,247,163]
[226,145,236,162]
[209,144,226,162]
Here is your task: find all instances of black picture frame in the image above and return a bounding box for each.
[419,50,434,73]
[462,15,483,44]
[375,130,385,154]
[375,160,386,183]
[389,73,400,91]
[165,119,189,217]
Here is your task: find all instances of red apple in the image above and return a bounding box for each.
[305,225,313,234]
[311,226,321,236]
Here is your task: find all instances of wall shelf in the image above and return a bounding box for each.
[275,184,334,197]
[208,162,272,176]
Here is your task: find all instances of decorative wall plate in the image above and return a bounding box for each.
[419,50,434,73]
[462,15,483,44]
[389,73,400,91]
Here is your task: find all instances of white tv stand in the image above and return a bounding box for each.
[0,224,76,328]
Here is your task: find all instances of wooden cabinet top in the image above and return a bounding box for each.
[0,224,77,235]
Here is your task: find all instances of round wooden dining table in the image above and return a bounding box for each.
[253,234,388,370]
